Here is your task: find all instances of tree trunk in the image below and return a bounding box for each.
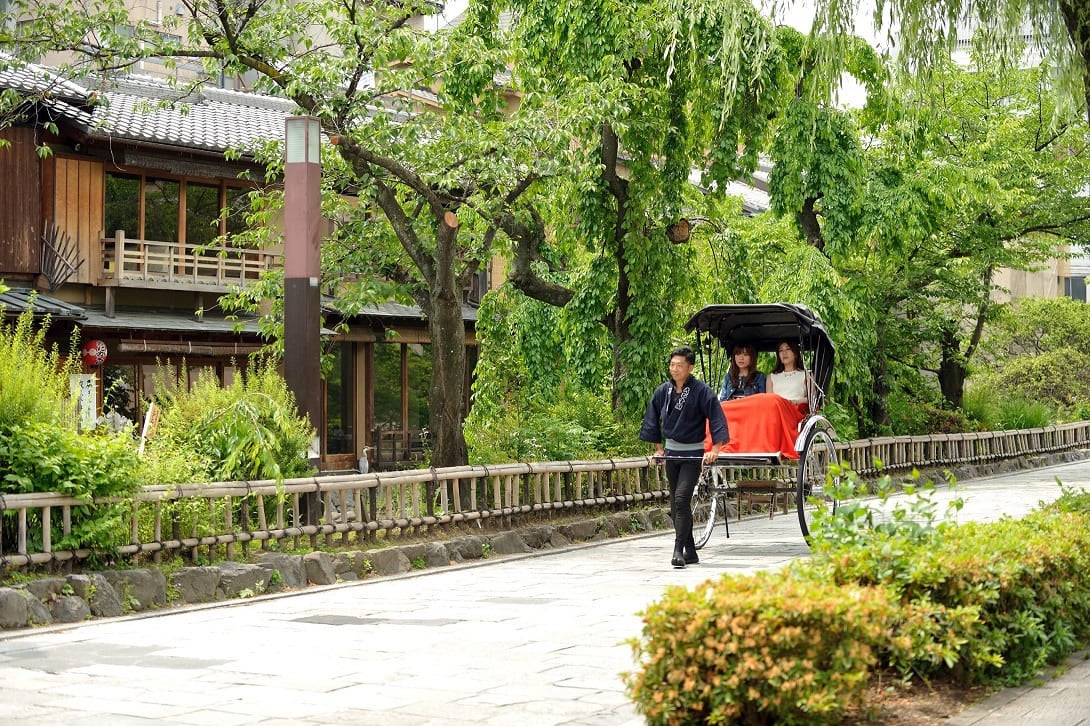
[602,121,633,414]
[425,290,468,470]
[796,196,825,251]
[425,231,469,470]
[938,329,967,410]
[865,346,890,436]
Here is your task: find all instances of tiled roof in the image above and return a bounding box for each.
[0,54,302,155]
[78,307,264,335]
[324,299,478,323]
[0,51,91,107]
[85,78,301,154]
[0,288,87,321]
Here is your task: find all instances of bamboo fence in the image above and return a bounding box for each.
[2,423,1089,570]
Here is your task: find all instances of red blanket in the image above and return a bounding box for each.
[705,393,804,459]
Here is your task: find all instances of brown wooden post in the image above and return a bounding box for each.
[284,116,323,523]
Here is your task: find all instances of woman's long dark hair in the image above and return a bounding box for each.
[728,343,758,388]
[772,340,803,374]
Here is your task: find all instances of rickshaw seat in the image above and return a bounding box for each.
[704,393,805,460]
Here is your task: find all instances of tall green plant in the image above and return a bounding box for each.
[1,302,140,551]
[0,300,79,432]
[145,360,314,483]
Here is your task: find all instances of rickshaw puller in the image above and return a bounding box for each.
[639,346,729,568]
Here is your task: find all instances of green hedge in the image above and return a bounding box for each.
[625,485,1090,724]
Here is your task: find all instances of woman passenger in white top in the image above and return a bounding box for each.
[768,340,812,408]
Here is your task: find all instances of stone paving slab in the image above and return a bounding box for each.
[1,460,1089,724]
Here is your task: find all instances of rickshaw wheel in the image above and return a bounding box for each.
[797,426,839,540]
[691,467,719,549]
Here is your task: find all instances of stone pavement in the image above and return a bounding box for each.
[1,460,1089,725]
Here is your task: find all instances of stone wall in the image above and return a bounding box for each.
[0,507,673,631]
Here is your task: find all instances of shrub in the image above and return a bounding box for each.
[963,383,1055,430]
[983,296,1090,361]
[985,348,1090,411]
[886,389,978,435]
[144,359,315,482]
[627,474,1090,721]
[625,571,895,725]
[811,481,1090,685]
[0,422,141,550]
[998,396,1054,429]
[960,384,999,430]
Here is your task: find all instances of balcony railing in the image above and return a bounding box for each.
[100,232,281,292]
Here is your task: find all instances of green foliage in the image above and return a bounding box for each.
[465,384,636,464]
[977,349,1090,413]
[0,306,141,550]
[0,422,140,497]
[144,360,314,482]
[960,385,1001,430]
[0,422,141,550]
[971,297,1090,425]
[983,297,1090,360]
[0,302,79,433]
[805,0,1090,123]
[475,0,795,426]
[994,396,1055,430]
[629,473,1090,720]
[807,469,964,553]
[810,474,1090,685]
[787,53,1090,430]
[886,389,978,435]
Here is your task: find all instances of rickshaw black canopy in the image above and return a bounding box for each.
[683,303,835,401]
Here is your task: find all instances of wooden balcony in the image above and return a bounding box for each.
[99,232,281,293]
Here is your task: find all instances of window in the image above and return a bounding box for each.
[406,343,431,430]
[1064,276,1087,302]
[144,177,181,243]
[185,182,221,248]
[224,186,251,237]
[104,174,140,239]
[102,364,138,426]
[372,342,431,468]
[104,172,251,245]
[324,342,355,455]
[373,343,402,429]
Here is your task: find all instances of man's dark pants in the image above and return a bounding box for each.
[665,455,700,552]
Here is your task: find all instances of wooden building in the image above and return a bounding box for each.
[0,56,481,471]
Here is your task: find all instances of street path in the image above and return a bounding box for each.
[1,461,1089,725]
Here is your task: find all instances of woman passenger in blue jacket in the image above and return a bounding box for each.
[718,343,766,401]
[639,346,729,569]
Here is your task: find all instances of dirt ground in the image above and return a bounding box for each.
[848,674,994,724]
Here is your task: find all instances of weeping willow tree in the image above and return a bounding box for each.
[469,0,796,422]
[789,0,1090,124]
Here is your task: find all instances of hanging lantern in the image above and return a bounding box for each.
[81,339,108,367]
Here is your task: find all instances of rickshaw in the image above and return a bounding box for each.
[684,303,840,546]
